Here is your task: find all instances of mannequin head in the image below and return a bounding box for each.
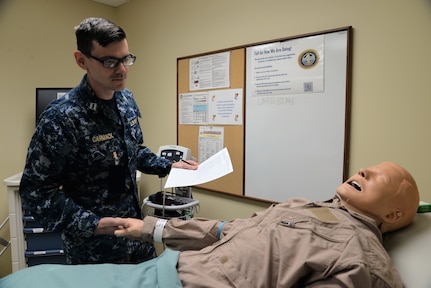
[336,162,419,233]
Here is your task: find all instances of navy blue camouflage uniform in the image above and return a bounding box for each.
[19,75,172,264]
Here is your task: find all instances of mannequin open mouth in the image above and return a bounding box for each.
[348,180,362,191]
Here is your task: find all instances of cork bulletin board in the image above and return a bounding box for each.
[177,48,245,196]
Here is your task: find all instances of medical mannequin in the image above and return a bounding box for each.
[335,161,418,234]
[1,162,419,288]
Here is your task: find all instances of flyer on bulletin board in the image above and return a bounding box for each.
[198,126,224,163]
[178,89,243,125]
[208,88,243,125]
[248,35,324,97]
[189,52,230,91]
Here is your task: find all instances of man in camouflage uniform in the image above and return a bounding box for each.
[19,17,197,264]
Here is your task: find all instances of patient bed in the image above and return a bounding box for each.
[1,210,430,287]
[383,210,431,288]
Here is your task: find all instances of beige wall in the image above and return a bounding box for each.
[0,0,118,276]
[1,0,430,277]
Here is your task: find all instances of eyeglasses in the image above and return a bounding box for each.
[82,52,137,68]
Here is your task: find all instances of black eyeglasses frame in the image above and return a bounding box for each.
[81,51,136,68]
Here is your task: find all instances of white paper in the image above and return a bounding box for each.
[198,126,224,163]
[179,88,243,125]
[178,92,209,124]
[164,147,233,188]
[189,52,230,91]
[208,88,243,125]
[248,35,324,97]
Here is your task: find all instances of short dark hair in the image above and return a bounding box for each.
[75,17,126,54]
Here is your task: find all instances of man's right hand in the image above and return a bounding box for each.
[113,218,144,239]
[94,217,129,236]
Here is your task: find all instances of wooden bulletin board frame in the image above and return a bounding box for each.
[177,26,352,202]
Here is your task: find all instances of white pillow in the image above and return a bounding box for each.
[383,210,431,288]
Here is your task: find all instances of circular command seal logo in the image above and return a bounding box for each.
[298,49,319,69]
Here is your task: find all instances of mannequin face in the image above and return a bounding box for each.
[336,162,418,232]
